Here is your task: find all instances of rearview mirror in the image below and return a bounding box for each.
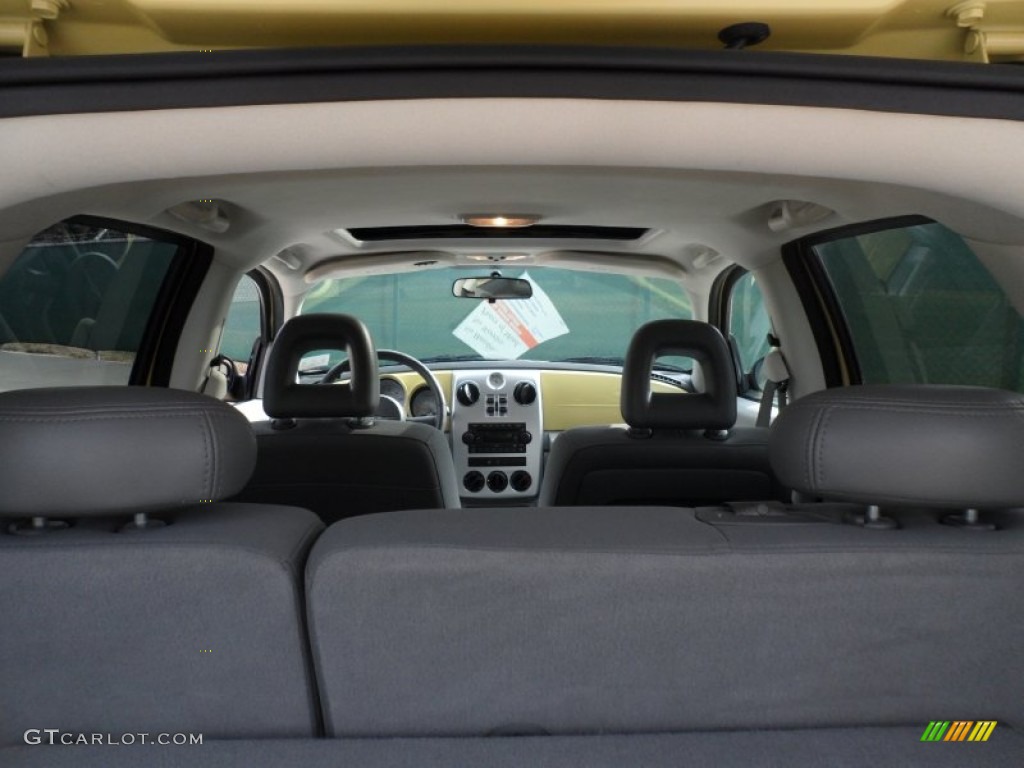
[452,276,533,300]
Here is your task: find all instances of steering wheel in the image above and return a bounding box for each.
[318,349,447,431]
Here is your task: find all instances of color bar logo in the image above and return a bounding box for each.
[921,721,997,742]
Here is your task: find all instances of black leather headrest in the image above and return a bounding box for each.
[770,384,1024,508]
[263,313,379,419]
[621,320,737,430]
[0,386,256,518]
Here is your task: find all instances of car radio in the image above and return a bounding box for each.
[462,422,532,455]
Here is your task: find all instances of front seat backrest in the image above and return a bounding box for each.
[540,319,783,506]
[0,386,323,745]
[235,313,460,523]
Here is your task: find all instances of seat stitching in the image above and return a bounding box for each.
[206,409,219,499]
[816,407,834,489]
[321,542,1024,557]
[805,405,825,491]
[0,401,212,413]
[200,411,212,501]
[0,539,315,569]
[0,410,237,424]
[796,402,1024,415]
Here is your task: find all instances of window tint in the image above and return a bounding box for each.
[728,271,772,375]
[0,220,178,392]
[221,274,262,370]
[814,220,1024,390]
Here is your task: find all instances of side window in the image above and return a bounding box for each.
[812,219,1024,390]
[728,270,772,383]
[0,219,180,392]
[221,274,262,374]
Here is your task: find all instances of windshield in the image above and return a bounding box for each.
[300,267,692,367]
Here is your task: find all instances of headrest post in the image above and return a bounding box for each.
[120,511,167,532]
[855,503,898,530]
[7,516,69,535]
[942,507,997,531]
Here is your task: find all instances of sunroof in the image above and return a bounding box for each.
[345,225,648,242]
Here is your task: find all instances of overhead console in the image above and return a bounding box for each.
[451,370,542,501]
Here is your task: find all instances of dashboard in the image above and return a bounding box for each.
[236,365,686,503]
[238,366,691,503]
[377,367,681,502]
[378,368,664,430]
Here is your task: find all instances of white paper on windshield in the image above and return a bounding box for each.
[452,272,569,359]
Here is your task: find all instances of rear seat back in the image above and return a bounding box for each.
[0,387,324,745]
[307,384,1024,737]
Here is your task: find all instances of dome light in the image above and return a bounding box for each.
[460,214,541,228]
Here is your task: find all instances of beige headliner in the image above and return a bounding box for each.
[4,97,1024,390]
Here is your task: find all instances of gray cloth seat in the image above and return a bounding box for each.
[234,313,460,524]
[539,319,782,506]
[768,383,1024,509]
[0,386,324,746]
[307,384,1023,737]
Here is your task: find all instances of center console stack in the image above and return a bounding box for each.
[451,370,542,501]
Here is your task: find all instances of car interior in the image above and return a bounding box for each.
[2,28,1023,768]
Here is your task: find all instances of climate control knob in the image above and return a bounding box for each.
[463,471,485,493]
[456,381,480,406]
[513,381,537,405]
[486,471,509,493]
[510,470,533,492]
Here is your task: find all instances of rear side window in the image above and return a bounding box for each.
[0,219,180,392]
[728,271,772,377]
[812,219,1024,390]
[221,274,262,370]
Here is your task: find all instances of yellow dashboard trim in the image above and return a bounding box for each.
[382,368,678,432]
[540,370,678,431]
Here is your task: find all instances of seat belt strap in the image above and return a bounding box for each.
[756,348,790,428]
[757,381,778,428]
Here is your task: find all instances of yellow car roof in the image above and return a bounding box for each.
[4,0,1024,62]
